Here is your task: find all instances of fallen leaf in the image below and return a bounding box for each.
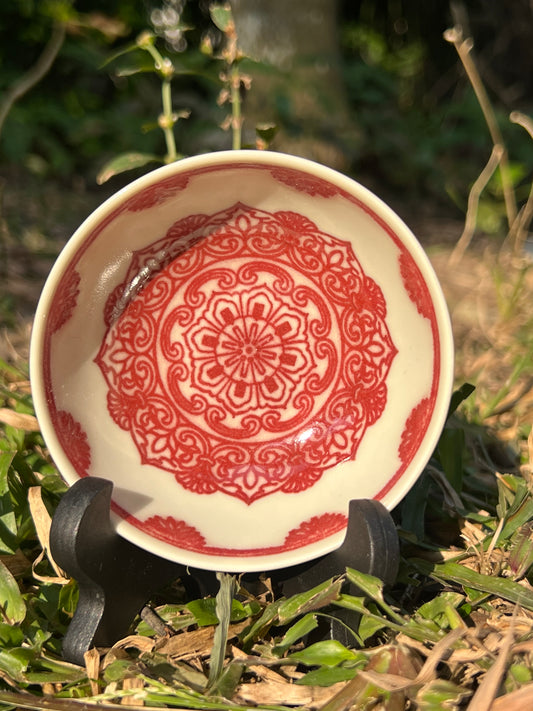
[84,648,100,696]
[466,614,515,711]
[235,676,346,707]
[0,408,40,431]
[490,682,533,711]
[121,676,145,706]
[155,621,247,660]
[0,550,31,577]
[110,635,157,655]
[28,486,69,584]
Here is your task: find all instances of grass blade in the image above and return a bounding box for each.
[414,559,533,611]
[208,573,237,690]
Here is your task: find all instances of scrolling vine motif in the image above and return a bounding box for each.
[96,204,397,504]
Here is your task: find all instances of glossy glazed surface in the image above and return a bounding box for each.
[30,151,453,572]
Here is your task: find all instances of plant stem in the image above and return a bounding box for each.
[444,26,517,229]
[448,144,503,265]
[0,21,66,138]
[161,78,178,162]
[142,39,178,162]
[230,66,242,150]
[507,111,533,254]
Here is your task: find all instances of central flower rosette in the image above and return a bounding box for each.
[185,287,313,417]
[96,203,397,504]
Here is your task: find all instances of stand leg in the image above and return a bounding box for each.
[274,499,399,644]
[50,478,187,664]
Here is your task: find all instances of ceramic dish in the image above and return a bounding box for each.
[30,150,454,572]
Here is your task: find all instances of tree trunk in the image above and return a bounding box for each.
[231,0,357,170]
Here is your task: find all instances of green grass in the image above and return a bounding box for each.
[1,354,533,711]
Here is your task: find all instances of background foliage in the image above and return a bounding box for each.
[1,0,533,206]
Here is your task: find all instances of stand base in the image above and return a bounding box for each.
[50,477,399,664]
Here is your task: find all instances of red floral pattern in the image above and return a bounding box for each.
[132,510,348,556]
[284,513,349,547]
[96,203,397,504]
[186,285,314,416]
[142,515,207,549]
[54,410,91,477]
[48,270,80,334]
[398,397,433,466]
[271,168,340,197]
[399,251,433,320]
[119,174,190,212]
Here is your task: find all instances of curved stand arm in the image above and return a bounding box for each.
[50,478,185,664]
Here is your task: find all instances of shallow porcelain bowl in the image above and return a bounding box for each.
[30,150,454,572]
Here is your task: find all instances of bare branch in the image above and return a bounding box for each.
[444,22,517,229]
[0,21,66,138]
[448,144,503,266]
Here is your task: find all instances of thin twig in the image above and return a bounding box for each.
[444,25,517,229]
[448,144,503,266]
[485,376,533,417]
[505,111,533,255]
[0,22,66,138]
[139,604,177,637]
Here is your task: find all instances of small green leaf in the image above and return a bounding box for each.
[334,593,368,614]
[240,599,283,646]
[0,647,34,683]
[0,559,26,625]
[96,152,161,184]
[508,522,533,578]
[187,598,219,627]
[272,613,318,656]
[208,661,244,699]
[416,592,465,626]
[507,662,532,686]
[289,640,357,667]
[345,568,385,602]
[414,679,470,710]
[210,3,234,32]
[0,450,18,554]
[255,122,278,144]
[499,492,533,543]
[24,655,86,684]
[100,41,140,67]
[0,621,24,646]
[297,666,358,686]
[357,613,389,642]
[103,658,137,683]
[438,427,465,493]
[277,578,342,624]
[186,597,252,627]
[447,383,475,417]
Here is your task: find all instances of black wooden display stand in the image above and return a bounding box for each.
[50,477,399,665]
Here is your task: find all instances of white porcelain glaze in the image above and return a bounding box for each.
[30,150,454,572]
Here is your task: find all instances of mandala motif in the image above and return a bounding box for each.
[95,203,397,504]
[185,285,314,416]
